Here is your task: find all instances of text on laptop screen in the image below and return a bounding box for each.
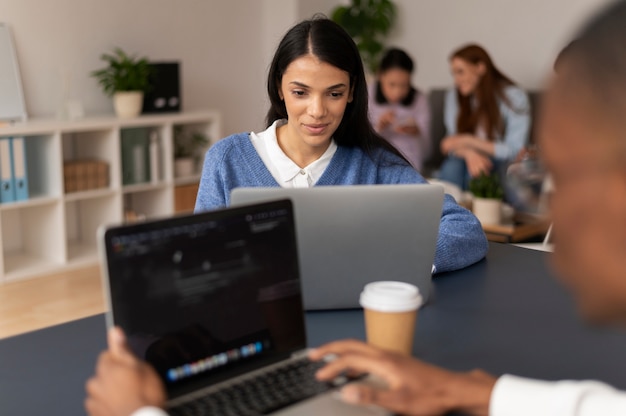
[103,201,305,389]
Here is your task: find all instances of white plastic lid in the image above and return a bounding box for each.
[359,281,423,312]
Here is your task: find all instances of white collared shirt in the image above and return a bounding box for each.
[131,373,626,416]
[250,119,337,188]
[131,406,169,416]
[490,374,626,415]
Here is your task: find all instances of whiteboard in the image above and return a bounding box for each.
[0,23,27,122]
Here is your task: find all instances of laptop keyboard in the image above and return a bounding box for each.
[169,358,338,416]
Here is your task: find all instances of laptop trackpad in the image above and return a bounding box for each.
[272,389,391,416]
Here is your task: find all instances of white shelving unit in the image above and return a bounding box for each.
[0,110,221,283]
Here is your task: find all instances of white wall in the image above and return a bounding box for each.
[260,0,299,128]
[388,0,614,92]
[297,0,340,19]
[0,0,281,135]
[0,0,614,137]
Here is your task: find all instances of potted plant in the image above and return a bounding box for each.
[174,126,209,177]
[331,0,397,74]
[91,47,152,118]
[469,172,505,225]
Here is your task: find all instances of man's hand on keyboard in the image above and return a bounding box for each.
[85,327,167,416]
[310,339,496,416]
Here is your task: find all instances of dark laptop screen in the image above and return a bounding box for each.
[102,200,305,394]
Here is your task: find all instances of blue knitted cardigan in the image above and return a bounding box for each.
[195,133,488,273]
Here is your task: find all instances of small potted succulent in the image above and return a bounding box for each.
[469,172,505,225]
[174,126,209,177]
[91,47,152,118]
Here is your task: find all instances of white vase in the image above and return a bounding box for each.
[113,91,143,119]
[472,197,502,225]
[174,157,195,177]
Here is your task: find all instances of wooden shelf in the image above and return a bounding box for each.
[0,111,221,282]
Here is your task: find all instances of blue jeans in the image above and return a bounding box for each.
[438,155,508,192]
[437,156,472,190]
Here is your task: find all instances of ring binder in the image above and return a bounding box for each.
[11,136,29,201]
[0,137,14,202]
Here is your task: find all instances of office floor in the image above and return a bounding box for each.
[0,265,105,339]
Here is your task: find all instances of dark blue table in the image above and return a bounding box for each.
[2,243,626,415]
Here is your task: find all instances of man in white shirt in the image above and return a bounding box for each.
[311,1,626,415]
[85,1,626,415]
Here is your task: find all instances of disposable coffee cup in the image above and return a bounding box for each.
[360,281,423,356]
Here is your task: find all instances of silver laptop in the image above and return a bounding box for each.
[98,199,389,415]
[231,184,444,310]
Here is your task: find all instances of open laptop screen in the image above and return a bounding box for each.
[100,199,305,396]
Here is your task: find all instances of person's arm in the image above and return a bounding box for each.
[491,374,626,416]
[440,88,494,176]
[377,152,488,272]
[310,339,496,416]
[442,87,530,162]
[492,87,531,161]
[85,327,167,416]
[443,88,458,138]
[456,137,496,156]
[376,110,396,132]
[194,140,231,212]
[434,193,488,273]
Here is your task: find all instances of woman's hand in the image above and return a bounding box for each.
[85,327,167,416]
[377,110,396,131]
[463,148,493,177]
[309,340,495,416]
[440,134,470,154]
[441,135,496,160]
[395,119,420,136]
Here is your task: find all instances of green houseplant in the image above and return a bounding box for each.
[469,172,505,200]
[173,126,209,177]
[91,47,152,118]
[469,172,504,225]
[331,0,397,73]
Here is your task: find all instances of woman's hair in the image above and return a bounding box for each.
[375,48,418,106]
[265,16,408,162]
[451,44,516,141]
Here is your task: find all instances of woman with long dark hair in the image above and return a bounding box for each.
[194,17,486,274]
[368,48,431,172]
[84,16,488,416]
[437,44,531,190]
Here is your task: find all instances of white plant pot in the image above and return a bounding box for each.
[472,197,502,225]
[113,91,143,119]
[174,157,195,177]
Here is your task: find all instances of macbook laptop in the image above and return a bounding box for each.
[99,199,389,416]
[231,184,444,310]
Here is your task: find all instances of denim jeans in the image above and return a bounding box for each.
[437,155,472,190]
[437,155,508,192]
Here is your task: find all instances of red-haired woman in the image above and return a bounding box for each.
[437,44,531,191]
